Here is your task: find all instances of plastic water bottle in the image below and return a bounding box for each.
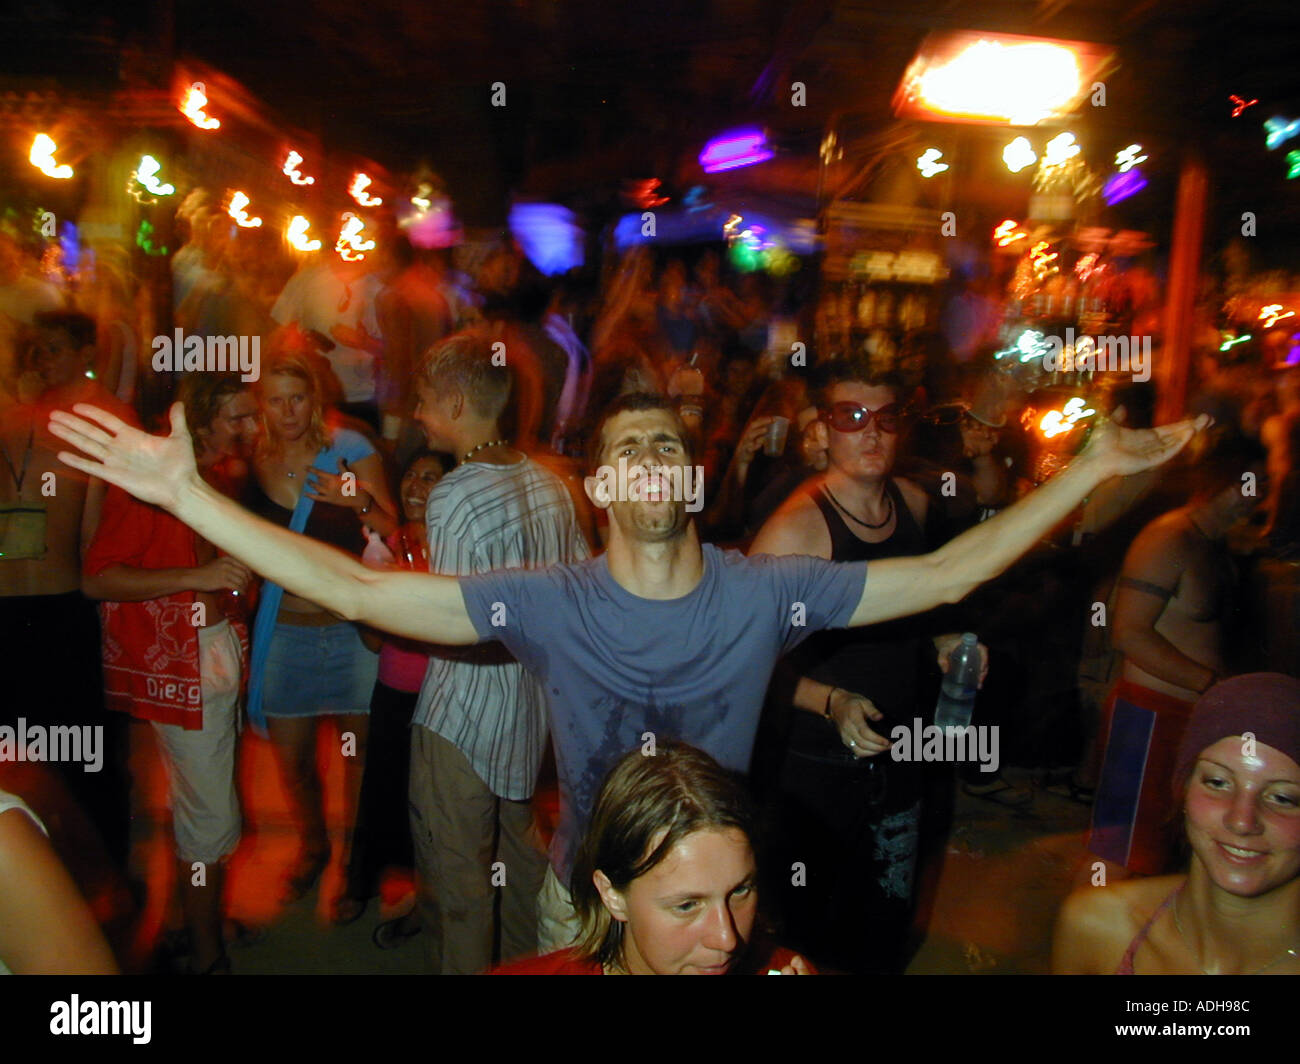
[934,633,981,730]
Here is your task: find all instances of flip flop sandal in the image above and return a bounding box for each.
[372,913,421,950]
[330,896,368,927]
[962,779,1034,807]
[1040,773,1096,805]
[282,850,330,904]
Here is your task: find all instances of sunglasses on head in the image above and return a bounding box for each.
[820,401,902,434]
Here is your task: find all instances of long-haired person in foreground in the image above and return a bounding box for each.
[244,349,397,910]
[496,743,811,974]
[1053,672,1300,974]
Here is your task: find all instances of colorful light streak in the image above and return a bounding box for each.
[181,83,220,130]
[1229,95,1257,118]
[1003,137,1037,173]
[1042,132,1081,168]
[29,134,73,179]
[131,155,174,198]
[1264,116,1300,150]
[1260,304,1295,328]
[335,212,375,261]
[699,129,773,173]
[227,191,262,228]
[1219,333,1252,353]
[283,151,315,186]
[916,148,949,177]
[287,216,322,252]
[1102,168,1147,205]
[993,219,1026,247]
[349,173,383,207]
[1040,396,1095,439]
[1115,144,1147,172]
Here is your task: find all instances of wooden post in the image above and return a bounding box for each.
[1157,154,1209,423]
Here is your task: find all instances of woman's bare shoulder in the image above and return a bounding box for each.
[1055,875,1183,973]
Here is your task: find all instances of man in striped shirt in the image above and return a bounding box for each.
[408,333,588,974]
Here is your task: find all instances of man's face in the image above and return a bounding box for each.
[587,408,691,542]
[960,414,1000,459]
[32,327,90,392]
[820,382,900,481]
[601,828,758,975]
[200,390,259,459]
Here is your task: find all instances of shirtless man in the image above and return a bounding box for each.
[1088,431,1267,876]
[48,389,1205,946]
[0,311,128,866]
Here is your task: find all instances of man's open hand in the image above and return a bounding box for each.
[48,402,199,513]
[1080,413,1210,480]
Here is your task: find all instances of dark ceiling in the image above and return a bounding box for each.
[4,0,1300,257]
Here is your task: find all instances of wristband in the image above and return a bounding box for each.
[823,687,839,722]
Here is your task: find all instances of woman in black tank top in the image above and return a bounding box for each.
[751,371,950,974]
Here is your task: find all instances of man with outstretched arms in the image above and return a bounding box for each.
[50,390,1205,951]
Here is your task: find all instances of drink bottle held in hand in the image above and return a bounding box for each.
[934,632,981,730]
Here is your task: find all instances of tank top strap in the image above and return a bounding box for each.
[1116,884,1183,974]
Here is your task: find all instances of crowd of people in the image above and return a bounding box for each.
[1,203,1298,976]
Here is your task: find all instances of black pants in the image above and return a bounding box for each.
[773,746,923,974]
[345,681,417,897]
[0,592,131,868]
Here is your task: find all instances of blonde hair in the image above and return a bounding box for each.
[256,351,328,457]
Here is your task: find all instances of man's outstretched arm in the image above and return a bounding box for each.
[50,403,478,645]
[848,415,1209,628]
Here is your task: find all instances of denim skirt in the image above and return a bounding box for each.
[261,620,379,719]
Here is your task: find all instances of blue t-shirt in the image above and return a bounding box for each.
[459,543,867,880]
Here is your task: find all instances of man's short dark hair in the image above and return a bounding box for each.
[34,310,96,350]
[418,331,513,422]
[587,392,693,473]
[811,357,905,411]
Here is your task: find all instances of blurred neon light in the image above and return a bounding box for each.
[1288,150,1300,180]
[993,220,1026,246]
[1003,137,1037,173]
[227,191,262,228]
[508,203,584,275]
[1229,95,1257,118]
[283,151,315,186]
[1102,168,1147,205]
[916,148,949,177]
[349,173,383,207]
[1115,144,1146,172]
[411,183,433,211]
[1219,333,1251,352]
[335,212,375,261]
[132,156,174,197]
[181,83,220,130]
[30,134,73,179]
[1042,132,1080,168]
[287,216,322,251]
[1260,304,1295,328]
[1264,116,1300,150]
[906,39,1082,125]
[1040,397,1095,439]
[699,129,773,173]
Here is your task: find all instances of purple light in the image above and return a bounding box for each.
[1102,168,1148,205]
[699,129,773,173]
